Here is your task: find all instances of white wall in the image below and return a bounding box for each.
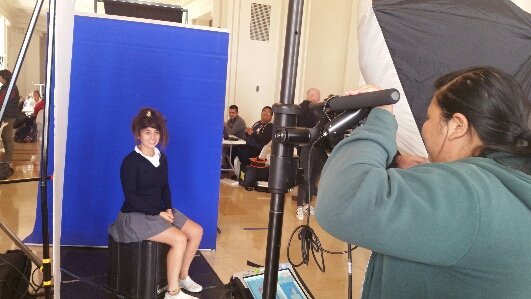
[185,0,214,19]
[512,0,531,13]
[0,1,46,97]
[297,0,359,101]
[215,0,358,124]
[221,0,285,124]
[7,27,45,97]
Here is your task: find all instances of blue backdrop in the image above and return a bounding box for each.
[25,15,228,249]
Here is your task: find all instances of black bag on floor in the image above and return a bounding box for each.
[14,125,37,143]
[0,162,14,180]
[0,250,31,299]
[239,165,269,188]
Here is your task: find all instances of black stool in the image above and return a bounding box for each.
[107,235,170,299]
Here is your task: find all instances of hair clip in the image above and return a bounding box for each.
[146,110,152,117]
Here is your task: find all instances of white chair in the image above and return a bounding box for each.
[234,156,241,181]
[36,112,44,141]
[258,141,271,162]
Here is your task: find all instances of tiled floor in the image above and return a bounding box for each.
[207,176,371,298]
[0,139,371,298]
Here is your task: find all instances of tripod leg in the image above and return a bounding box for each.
[0,220,43,268]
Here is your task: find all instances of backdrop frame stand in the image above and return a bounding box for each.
[0,0,54,298]
[40,0,57,297]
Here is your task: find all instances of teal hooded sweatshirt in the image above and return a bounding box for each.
[315,108,531,299]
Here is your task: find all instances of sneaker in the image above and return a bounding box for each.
[165,291,198,299]
[178,276,202,293]
[296,206,304,221]
[303,204,314,215]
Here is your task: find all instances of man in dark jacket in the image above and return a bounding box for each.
[232,106,273,166]
[297,88,320,128]
[0,69,21,166]
[295,88,323,220]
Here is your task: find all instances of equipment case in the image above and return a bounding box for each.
[239,165,269,188]
[107,235,170,299]
[0,250,30,299]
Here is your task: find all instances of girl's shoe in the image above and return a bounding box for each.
[178,276,203,292]
[164,290,198,299]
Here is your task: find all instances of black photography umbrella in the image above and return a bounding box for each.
[359,0,531,156]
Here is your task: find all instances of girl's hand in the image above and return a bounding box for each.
[159,210,174,223]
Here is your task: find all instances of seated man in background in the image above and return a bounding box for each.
[222,105,247,169]
[232,106,273,167]
[224,104,246,140]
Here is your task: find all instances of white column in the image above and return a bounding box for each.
[54,1,75,298]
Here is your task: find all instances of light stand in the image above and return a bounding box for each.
[262,0,305,298]
[263,0,401,296]
[40,0,57,297]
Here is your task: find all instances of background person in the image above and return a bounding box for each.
[0,69,21,166]
[224,104,246,140]
[292,88,321,204]
[108,107,203,299]
[32,90,45,141]
[222,104,246,170]
[295,89,326,220]
[297,88,321,128]
[232,106,273,167]
[32,89,44,117]
[316,66,531,298]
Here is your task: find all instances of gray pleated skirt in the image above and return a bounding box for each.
[108,208,188,243]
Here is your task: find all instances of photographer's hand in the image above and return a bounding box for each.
[345,84,393,114]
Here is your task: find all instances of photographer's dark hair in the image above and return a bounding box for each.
[131,107,169,148]
[434,66,531,158]
[229,105,238,112]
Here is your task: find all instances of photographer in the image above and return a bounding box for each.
[315,66,531,298]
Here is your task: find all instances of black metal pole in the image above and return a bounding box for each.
[263,0,304,298]
[0,176,51,185]
[40,0,57,298]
